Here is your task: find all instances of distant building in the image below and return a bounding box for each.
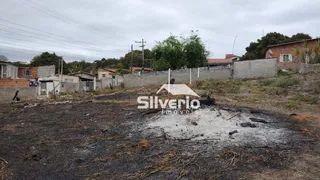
[207,54,240,67]
[265,38,320,63]
[0,60,18,79]
[18,65,55,80]
[131,67,152,73]
[97,68,117,80]
[18,67,38,79]
[69,72,95,81]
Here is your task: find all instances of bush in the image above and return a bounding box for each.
[292,95,319,104]
[272,76,299,88]
[200,91,208,98]
[285,100,301,109]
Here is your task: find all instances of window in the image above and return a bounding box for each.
[24,70,31,76]
[102,74,106,77]
[280,54,292,62]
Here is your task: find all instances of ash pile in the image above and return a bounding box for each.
[142,105,290,147]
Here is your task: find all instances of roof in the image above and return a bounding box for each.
[98,68,117,73]
[207,58,233,64]
[268,38,320,48]
[0,60,12,65]
[69,71,95,77]
[156,84,200,97]
[132,67,152,71]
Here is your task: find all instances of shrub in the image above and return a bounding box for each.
[285,100,301,109]
[292,95,319,104]
[200,91,208,98]
[272,76,299,88]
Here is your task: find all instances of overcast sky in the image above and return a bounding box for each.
[0,0,319,62]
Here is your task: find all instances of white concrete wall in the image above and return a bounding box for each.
[38,65,55,78]
[233,59,277,79]
[123,67,232,88]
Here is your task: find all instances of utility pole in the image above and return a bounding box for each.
[130,44,133,73]
[135,39,146,68]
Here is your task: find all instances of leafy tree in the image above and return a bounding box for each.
[241,32,289,60]
[94,58,119,69]
[289,33,312,42]
[67,60,92,73]
[183,30,209,68]
[152,31,208,70]
[241,32,314,60]
[119,49,153,69]
[0,55,8,62]
[12,61,30,67]
[152,35,185,70]
[31,52,68,74]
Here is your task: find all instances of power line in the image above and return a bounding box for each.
[0,18,120,51]
[18,0,132,41]
[0,28,113,53]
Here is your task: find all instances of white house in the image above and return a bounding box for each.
[0,61,18,79]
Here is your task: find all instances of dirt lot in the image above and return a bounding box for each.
[1,73,320,179]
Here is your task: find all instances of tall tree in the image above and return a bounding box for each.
[31,52,67,74]
[152,35,185,70]
[241,32,313,60]
[152,31,208,70]
[241,32,289,60]
[183,30,209,68]
[0,55,8,62]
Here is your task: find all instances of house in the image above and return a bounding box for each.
[18,67,38,79]
[0,61,18,79]
[38,75,80,96]
[225,54,240,61]
[207,54,239,67]
[207,58,233,67]
[131,67,152,73]
[97,68,117,79]
[265,38,320,63]
[69,72,96,91]
[69,72,96,81]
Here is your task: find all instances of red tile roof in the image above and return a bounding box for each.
[207,59,233,64]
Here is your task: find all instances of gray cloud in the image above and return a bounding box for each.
[0,0,319,62]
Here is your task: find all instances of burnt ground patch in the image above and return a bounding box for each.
[0,92,319,179]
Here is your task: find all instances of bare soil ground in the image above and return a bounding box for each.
[0,73,319,179]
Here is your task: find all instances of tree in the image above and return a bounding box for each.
[31,52,68,74]
[67,60,92,73]
[152,35,185,70]
[0,55,8,62]
[241,32,289,60]
[183,30,209,68]
[152,31,209,70]
[289,33,312,42]
[241,32,314,60]
[94,58,119,69]
[119,49,153,69]
[12,61,30,67]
